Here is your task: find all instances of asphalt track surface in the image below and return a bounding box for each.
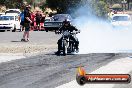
[0,53,131,88]
[0,32,132,88]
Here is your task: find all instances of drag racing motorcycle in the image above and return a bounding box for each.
[59,30,80,55]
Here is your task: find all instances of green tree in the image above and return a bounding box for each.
[0,0,23,8]
[83,0,109,18]
[46,0,82,13]
[95,0,109,17]
[46,0,108,18]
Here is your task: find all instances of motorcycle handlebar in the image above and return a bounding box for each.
[70,30,80,34]
[56,30,80,34]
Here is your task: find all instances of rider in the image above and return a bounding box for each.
[56,19,79,55]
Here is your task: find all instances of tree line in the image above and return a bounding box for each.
[0,0,131,17]
[46,0,132,17]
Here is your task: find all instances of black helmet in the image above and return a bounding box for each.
[63,19,70,25]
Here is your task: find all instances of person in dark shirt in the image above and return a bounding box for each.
[56,20,80,55]
[35,11,42,30]
[59,21,78,32]
[21,5,32,42]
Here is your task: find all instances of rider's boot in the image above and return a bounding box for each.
[76,46,79,53]
[55,42,62,55]
[55,50,60,55]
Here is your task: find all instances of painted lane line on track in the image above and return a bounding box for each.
[56,57,132,88]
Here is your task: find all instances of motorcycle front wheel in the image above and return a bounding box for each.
[63,40,67,56]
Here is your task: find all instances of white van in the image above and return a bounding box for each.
[111,14,132,28]
[0,14,21,32]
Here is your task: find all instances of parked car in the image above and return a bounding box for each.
[45,17,53,22]
[0,13,5,16]
[5,9,21,15]
[111,14,132,29]
[44,14,72,32]
[0,14,21,32]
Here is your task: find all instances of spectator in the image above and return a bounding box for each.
[35,11,42,30]
[41,12,46,22]
[30,11,35,30]
[21,5,32,42]
[108,9,114,20]
[20,10,24,31]
[40,12,45,30]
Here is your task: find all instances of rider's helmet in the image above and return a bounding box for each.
[63,19,70,26]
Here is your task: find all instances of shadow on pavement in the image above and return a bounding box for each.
[11,41,28,42]
[45,52,75,56]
